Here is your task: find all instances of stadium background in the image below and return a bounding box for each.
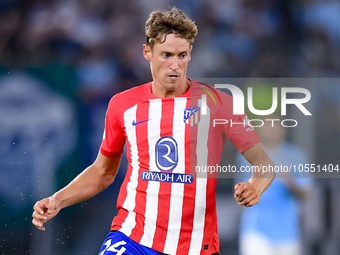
[0,0,340,254]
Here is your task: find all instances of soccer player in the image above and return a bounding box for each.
[237,117,312,255]
[32,7,275,255]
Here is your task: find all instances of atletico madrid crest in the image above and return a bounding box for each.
[184,107,200,127]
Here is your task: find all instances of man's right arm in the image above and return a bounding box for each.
[32,152,121,231]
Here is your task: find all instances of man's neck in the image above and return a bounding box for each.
[151,78,191,98]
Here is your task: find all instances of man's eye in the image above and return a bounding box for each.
[180,54,187,58]
[163,53,170,58]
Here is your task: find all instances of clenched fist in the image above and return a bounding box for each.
[234,182,260,207]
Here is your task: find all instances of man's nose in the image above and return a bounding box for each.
[170,57,179,70]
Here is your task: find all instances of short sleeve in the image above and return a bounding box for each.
[219,93,260,153]
[100,96,126,157]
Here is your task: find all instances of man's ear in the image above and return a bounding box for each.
[188,45,193,61]
[143,44,152,61]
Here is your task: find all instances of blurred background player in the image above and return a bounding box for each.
[236,85,313,255]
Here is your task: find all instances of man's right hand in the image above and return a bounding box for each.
[31,152,122,231]
[32,196,61,231]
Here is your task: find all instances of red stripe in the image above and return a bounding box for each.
[111,138,133,231]
[111,208,129,231]
[130,101,150,242]
[201,127,219,252]
[176,99,195,254]
[152,99,174,252]
[202,178,218,252]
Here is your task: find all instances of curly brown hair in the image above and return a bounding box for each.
[145,7,198,49]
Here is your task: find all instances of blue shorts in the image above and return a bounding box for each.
[98,231,166,255]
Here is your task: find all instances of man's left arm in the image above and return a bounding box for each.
[234,143,275,207]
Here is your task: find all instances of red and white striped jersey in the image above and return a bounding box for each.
[100,79,260,254]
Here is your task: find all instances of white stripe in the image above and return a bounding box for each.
[195,110,199,125]
[201,94,207,115]
[140,99,162,247]
[163,98,187,253]
[121,105,139,236]
[189,99,210,253]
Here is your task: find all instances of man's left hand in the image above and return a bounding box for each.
[234,182,260,207]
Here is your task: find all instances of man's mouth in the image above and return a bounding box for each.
[168,75,179,79]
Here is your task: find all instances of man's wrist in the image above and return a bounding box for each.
[51,191,64,209]
[248,178,266,196]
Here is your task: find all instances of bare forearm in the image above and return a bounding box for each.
[248,155,275,195]
[54,164,115,209]
[282,178,309,200]
[32,152,121,231]
[242,143,275,196]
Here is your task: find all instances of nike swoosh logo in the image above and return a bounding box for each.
[132,119,151,126]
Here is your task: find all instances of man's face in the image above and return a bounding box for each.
[143,33,192,95]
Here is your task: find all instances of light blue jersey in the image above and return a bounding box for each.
[236,142,312,244]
